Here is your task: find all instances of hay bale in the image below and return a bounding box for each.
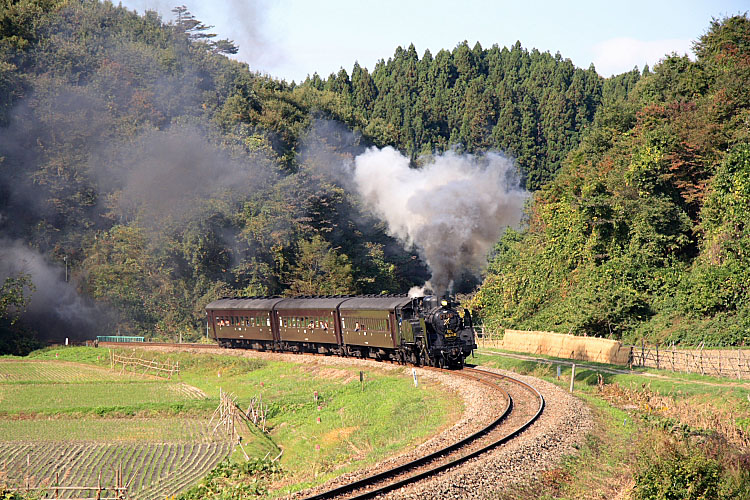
[500,329,630,365]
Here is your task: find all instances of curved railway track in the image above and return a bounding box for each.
[300,367,544,499]
[101,342,546,498]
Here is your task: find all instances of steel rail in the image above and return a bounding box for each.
[303,368,544,500]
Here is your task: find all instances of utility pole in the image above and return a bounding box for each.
[64,255,68,282]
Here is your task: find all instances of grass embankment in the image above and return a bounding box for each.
[472,350,750,499]
[96,347,462,496]
[1,347,461,498]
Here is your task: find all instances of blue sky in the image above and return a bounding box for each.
[121,0,747,83]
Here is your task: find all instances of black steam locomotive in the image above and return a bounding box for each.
[205,295,476,368]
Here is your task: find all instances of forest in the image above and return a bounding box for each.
[0,0,748,352]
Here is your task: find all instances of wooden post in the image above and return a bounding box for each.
[641,339,645,367]
[718,350,722,377]
[656,344,660,370]
[738,349,743,380]
[671,342,675,372]
[569,364,576,393]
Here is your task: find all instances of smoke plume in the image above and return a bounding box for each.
[351,147,527,295]
[0,240,113,343]
[93,125,275,227]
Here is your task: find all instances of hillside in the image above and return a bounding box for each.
[0,0,612,351]
[471,16,750,346]
[1,1,748,351]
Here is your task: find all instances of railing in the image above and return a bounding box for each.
[7,467,128,500]
[96,336,144,343]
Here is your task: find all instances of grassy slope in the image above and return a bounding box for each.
[3,346,461,497]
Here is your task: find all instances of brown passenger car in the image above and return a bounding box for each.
[206,297,283,348]
[338,296,410,356]
[274,297,342,353]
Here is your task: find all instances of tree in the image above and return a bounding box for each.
[0,274,34,323]
[287,236,354,296]
[171,5,238,54]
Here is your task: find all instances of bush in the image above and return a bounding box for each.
[633,435,749,500]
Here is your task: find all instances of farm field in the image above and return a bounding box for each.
[0,441,232,500]
[2,347,462,498]
[0,354,229,500]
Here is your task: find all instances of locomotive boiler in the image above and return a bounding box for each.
[205,294,476,368]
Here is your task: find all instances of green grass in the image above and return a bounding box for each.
[0,359,139,383]
[4,346,462,498]
[0,417,219,442]
[0,381,210,415]
[473,350,750,413]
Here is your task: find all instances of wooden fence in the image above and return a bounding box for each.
[109,350,179,379]
[629,342,750,379]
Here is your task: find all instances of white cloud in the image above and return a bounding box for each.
[592,37,694,76]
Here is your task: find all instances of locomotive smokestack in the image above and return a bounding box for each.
[351,147,527,296]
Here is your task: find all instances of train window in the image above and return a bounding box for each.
[267,317,271,327]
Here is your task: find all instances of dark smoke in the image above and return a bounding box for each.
[92,124,276,227]
[0,240,115,343]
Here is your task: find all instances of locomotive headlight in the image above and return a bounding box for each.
[441,300,448,306]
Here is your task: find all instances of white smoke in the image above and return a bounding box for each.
[352,147,528,295]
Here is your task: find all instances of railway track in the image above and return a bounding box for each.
[300,367,544,499]
[101,342,546,498]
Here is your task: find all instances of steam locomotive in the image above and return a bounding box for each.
[205,295,476,368]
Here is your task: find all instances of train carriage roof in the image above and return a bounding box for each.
[205,295,414,313]
[274,297,349,310]
[205,297,285,311]
[338,296,411,311]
